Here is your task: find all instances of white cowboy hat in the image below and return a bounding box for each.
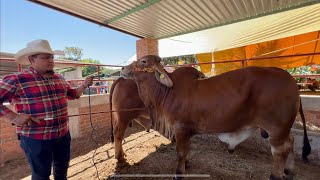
[14,39,55,65]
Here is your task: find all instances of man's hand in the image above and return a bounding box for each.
[82,76,94,88]
[12,113,40,126]
[76,76,94,97]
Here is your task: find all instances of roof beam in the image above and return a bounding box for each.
[105,0,161,24]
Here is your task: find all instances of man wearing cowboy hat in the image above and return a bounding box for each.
[0,39,93,180]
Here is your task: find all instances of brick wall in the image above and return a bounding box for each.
[136,37,158,59]
[79,104,110,136]
[0,119,24,163]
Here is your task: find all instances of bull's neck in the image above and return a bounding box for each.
[137,80,172,109]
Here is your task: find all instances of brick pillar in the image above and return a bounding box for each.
[136,37,158,60]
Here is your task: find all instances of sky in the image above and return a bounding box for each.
[0,0,138,65]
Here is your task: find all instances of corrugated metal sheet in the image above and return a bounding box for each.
[29,0,320,39]
[159,3,320,57]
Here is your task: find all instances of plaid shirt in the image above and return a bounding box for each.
[0,67,78,140]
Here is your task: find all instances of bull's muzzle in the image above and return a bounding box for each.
[120,66,132,79]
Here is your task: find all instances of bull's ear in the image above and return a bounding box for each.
[154,64,173,87]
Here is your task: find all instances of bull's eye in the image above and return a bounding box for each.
[141,60,146,64]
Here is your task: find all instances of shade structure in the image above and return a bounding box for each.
[29,0,320,40]
[197,31,320,75]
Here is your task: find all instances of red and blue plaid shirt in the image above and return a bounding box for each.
[0,67,78,140]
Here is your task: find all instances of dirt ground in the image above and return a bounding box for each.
[1,125,319,180]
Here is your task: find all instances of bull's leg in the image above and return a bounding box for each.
[284,135,295,180]
[185,153,191,169]
[174,130,191,179]
[269,134,294,180]
[114,121,128,162]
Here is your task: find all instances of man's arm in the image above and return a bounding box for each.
[0,75,40,125]
[75,76,94,97]
[76,84,88,97]
[0,75,17,122]
[1,111,39,126]
[0,109,16,122]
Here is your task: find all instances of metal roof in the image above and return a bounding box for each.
[159,3,320,57]
[28,0,320,39]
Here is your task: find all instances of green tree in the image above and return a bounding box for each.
[287,65,320,82]
[61,47,83,61]
[80,59,104,77]
[162,55,197,65]
[101,68,120,76]
[58,46,103,77]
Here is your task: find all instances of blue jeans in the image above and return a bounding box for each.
[20,132,71,180]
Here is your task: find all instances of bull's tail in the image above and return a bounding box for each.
[109,78,122,143]
[299,98,311,162]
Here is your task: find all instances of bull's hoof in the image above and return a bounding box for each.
[228,149,234,154]
[115,153,126,163]
[116,157,126,163]
[173,174,183,180]
[174,170,184,180]
[146,129,150,132]
[284,169,294,180]
[116,161,130,168]
[185,160,191,169]
[171,136,176,143]
[269,174,283,180]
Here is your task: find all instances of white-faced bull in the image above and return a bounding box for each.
[120,55,311,180]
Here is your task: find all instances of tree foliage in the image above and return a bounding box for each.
[162,55,197,65]
[287,65,320,74]
[61,47,84,61]
[80,59,102,77]
[101,68,120,76]
[58,46,121,77]
[287,65,320,82]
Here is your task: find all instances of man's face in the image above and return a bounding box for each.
[29,53,55,74]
